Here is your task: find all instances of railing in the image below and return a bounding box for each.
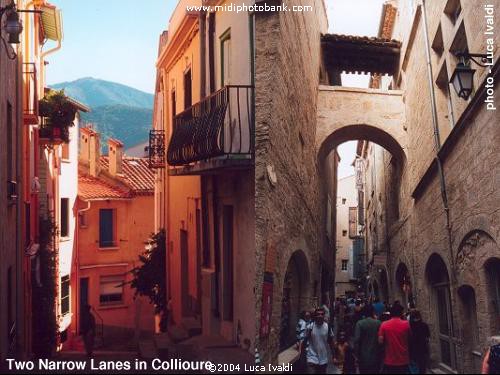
[167,85,254,166]
[149,130,166,168]
[91,306,105,348]
[23,63,39,124]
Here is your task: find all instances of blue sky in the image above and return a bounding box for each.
[45,0,385,178]
[45,0,175,93]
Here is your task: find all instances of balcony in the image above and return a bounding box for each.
[167,85,254,176]
[23,63,39,125]
[148,130,166,169]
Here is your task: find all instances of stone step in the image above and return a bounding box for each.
[182,317,202,337]
[167,325,190,343]
[138,340,158,360]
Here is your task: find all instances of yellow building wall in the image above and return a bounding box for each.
[160,25,202,325]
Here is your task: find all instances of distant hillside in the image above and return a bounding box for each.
[51,78,154,150]
[52,77,154,109]
[80,105,152,150]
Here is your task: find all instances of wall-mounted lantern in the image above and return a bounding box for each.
[450,51,490,100]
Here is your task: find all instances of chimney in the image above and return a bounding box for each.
[108,139,123,176]
[80,127,100,177]
[89,131,101,177]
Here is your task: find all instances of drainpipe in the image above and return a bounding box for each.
[421,0,459,370]
[75,200,91,335]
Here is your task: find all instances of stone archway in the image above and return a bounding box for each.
[279,250,311,351]
[425,253,456,370]
[316,86,407,163]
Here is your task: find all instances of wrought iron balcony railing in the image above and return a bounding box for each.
[23,63,38,125]
[167,85,254,166]
[149,129,166,169]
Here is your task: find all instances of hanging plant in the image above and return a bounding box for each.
[39,90,78,143]
[32,215,59,358]
[128,229,168,332]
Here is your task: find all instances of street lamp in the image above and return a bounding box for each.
[1,1,41,59]
[449,51,489,100]
[4,7,23,43]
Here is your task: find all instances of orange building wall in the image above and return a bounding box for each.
[74,195,155,334]
[159,26,202,325]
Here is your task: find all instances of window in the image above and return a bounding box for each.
[183,69,192,110]
[349,207,357,238]
[79,212,87,228]
[60,198,69,237]
[99,275,124,305]
[61,275,70,315]
[61,142,70,160]
[342,198,346,205]
[171,90,176,125]
[222,205,234,321]
[99,209,116,248]
[342,230,347,237]
[220,29,231,86]
[444,0,462,25]
[7,102,13,181]
[7,267,13,345]
[341,260,348,271]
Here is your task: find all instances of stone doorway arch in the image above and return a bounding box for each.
[395,262,413,308]
[425,253,456,370]
[279,250,311,351]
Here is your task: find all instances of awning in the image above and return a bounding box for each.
[322,34,401,77]
[39,4,63,42]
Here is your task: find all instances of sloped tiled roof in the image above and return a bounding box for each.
[100,157,155,194]
[79,175,131,200]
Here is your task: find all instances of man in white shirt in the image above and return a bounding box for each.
[301,308,335,374]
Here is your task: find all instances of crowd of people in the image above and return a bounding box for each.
[295,296,500,374]
[295,296,431,374]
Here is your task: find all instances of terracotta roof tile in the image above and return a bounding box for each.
[100,157,155,194]
[79,175,131,200]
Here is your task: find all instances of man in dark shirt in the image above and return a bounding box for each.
[354,304,382,374]
[409,310,430,374]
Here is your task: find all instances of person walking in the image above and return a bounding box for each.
[333,332,356,374]
[80,304,96,357]
[482,337,500,374]
[373,298,385,319]
[296,310,312,371]
[302,308,335,374]
[408,310,430,374]
[378,303,411,374]
[354,304,382,374]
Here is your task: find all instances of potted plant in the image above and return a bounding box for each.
[38,90,78,144]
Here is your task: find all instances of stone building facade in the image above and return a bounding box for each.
[254,0,334,363]
[254,0,499,371]
[357,0,500,373]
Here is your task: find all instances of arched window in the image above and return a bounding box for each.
[485,258,500,334]
[426,254,456,369]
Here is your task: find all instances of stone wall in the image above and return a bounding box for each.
[361,1,500,372]
[254,0,328,362]
[0,13,23,360]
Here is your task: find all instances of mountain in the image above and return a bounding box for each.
[51,77,154,108]
[80,105,152,150]
[50,78,154,150]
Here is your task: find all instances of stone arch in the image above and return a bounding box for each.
[317,124,406,165]
[425,253,456,369]
[316,86,407,163]
[457,284,480,372]
[454,229,499,341]
[483,257,500,336]
[395,262,413,308]
[278,249,311,351]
